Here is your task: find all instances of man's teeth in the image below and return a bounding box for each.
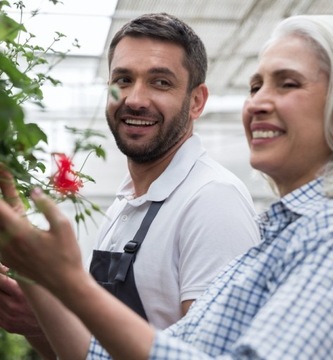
[252,130,282,139]
[125,119,155,126]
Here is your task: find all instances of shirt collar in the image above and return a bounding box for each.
[116,133,206,203]
[257,177,324,239]
[280,177,324,216]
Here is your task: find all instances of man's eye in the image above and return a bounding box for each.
[113,77,131,86]
[154,79,171,87]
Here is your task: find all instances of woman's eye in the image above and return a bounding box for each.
[249,84,261,94]
[282,81,299,88]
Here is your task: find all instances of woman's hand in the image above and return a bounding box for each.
[0,173,83,295]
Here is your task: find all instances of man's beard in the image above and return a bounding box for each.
[106,95,191,164]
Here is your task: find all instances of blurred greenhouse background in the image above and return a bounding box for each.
[2,0,333,357]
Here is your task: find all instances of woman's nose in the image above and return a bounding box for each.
[245,88,274,116]
[124,82,150,110]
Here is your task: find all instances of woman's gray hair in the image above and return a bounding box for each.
[261,15,333,196]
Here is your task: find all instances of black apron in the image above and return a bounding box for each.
[89,201,164,320]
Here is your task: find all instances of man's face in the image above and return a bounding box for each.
[105,36,195,163]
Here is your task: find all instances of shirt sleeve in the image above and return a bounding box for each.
[150,231,333,359]
[87,337,113,360]
[233,232,333,359]
[151,331,219,359]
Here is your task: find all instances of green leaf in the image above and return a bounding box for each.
[85,208,92,216]
[77,172,95,183]
[75,214,80,223]
[91,203,101,211]
[95,145,106,159]
[35,161,47,173]
[16,122,48,147]
[0,90,24,135]
[0,53,31,89]
[0,12,26,42]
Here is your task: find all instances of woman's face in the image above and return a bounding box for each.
[242,35,331,196]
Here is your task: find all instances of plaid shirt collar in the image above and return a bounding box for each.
[257,177,324,242]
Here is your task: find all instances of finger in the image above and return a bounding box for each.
[0,200,32,244]
[0,268,17,295]
[0,263,9,274]
[30,187,69,234]
[0,165,25,214]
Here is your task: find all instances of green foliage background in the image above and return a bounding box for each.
[0,0,53,357]
[0,329,41,359]
[0,0,106,357]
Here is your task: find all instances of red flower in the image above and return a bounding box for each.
[51,153,83,195]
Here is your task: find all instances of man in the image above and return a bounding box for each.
[0,13,259,359]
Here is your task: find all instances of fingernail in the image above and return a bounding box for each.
[31,187,43,197]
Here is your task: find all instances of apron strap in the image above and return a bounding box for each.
[115,200,164,282]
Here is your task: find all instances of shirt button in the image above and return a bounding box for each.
[121,215,128,221]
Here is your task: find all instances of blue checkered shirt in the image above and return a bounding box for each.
[87,178,333,359]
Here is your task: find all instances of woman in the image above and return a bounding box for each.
[0,14,333,359]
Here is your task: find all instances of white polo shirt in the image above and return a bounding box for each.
[90,134,260,329]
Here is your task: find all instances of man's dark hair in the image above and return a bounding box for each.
[108,12,207,90]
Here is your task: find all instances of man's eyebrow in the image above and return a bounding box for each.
[111,67,177,79]
[148,67,177,78]
[111,67,129,76]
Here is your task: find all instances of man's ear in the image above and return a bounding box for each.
[189,84,209,120]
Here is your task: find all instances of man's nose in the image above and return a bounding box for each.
[124,82,150,110]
